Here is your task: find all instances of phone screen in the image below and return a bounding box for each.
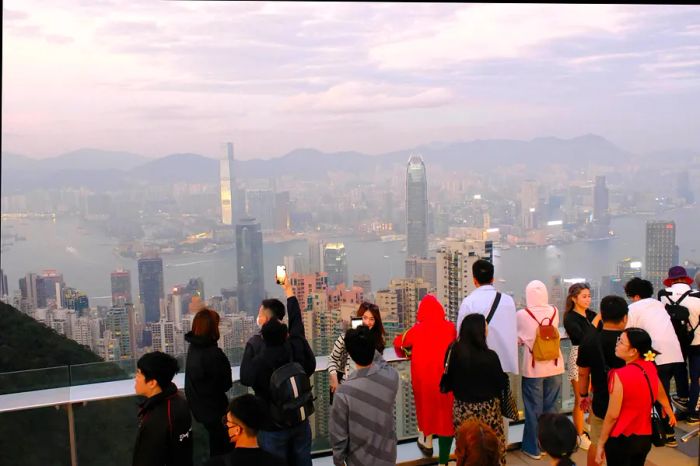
[351,317,363,329]
[276,265,287,284]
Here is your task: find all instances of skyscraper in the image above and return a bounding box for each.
[105,305,136,359]
[246,189,276,231]
[593,176,609,224]
[406,155,428,258]
[138,254,164,323]
[236,218,265,316]
[520,180,539,230]
[111,269,132,306]
[323,243,348,287]
[0,269,8,298]
[436,239,493,322]
[220,142,236,225]
[645,221,677,292]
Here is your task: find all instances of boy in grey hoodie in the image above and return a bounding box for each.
[330,326,399,466]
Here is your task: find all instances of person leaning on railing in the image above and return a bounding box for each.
[327,301,386,402]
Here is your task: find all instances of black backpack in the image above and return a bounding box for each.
[663,290,696,350]
[269,344,315,427]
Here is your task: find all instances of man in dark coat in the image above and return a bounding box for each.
[239,280,316,466]
[133,351,193,466]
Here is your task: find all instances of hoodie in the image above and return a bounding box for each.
[516,280,564,378]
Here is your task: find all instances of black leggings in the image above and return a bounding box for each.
[604,435,651,466]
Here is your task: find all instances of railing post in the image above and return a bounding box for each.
[67,402,78,466]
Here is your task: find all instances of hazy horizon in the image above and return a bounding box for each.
[3,2,700,160]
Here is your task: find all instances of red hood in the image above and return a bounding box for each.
[417,294,446,322]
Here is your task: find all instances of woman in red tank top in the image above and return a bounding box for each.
[595,328,676,466]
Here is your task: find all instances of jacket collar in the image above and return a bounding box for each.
[138,382,178,413]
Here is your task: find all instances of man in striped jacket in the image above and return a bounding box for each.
[330,325,399,466]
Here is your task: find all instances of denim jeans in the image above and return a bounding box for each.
[521,375,562,455]
[258,419,312,466]
[689,347,700,415]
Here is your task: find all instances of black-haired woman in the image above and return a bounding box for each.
[538,413,578,466]
[443,313,508,466]
[595,328,676,466]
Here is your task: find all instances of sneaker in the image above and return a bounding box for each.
[578,433,591,451]
[686,414,700,426]
[665,435,678,447]
[672,396,689,411]
[521,450,542,460]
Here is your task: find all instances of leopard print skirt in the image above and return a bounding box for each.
[453,397,506,466]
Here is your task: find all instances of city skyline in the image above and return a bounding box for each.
[3,3,700,159]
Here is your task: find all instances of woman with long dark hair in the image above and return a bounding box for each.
[185,308,233,457]
[538,413,578,466]
[563,282,598,450]
[443,313,508,466]
[595,328,676,466]
[328,301,385,396]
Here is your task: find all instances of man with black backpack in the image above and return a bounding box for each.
[239,279,316,466]
[658,266,700,425]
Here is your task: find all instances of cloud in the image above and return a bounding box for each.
[368,4,635,70]
[282,82,454,114]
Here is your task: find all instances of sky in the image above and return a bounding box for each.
[2,2,700,160]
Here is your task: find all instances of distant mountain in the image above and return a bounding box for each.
[129,152,218,183]
[0,135,646,190]
[46,148,149,171]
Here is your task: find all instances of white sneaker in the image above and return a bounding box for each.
[578,433,592,451]
[522,450,542,460]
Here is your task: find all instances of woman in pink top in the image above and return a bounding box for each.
[595,328,676,466]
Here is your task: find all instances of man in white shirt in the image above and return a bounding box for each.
[457,259,519,375]
[658,266,700,425]
[625,277,684,446]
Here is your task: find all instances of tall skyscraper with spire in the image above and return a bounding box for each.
[220,142,236,225]
[406,155,428,258]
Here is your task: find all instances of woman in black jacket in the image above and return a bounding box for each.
[444,313,508,466]
[185,308,233,457]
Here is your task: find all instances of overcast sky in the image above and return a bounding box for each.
[3,2,700,160]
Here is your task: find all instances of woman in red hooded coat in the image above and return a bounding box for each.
[394,294,457,466]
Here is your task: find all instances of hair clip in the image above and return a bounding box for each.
[643,350,656,362]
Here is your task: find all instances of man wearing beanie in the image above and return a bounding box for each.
[205,394,287,466]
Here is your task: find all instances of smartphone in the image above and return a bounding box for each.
[351,317,363,329]
[275,265,287,285]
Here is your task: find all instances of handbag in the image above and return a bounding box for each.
[500,375,519,421]
[439,342,455,394]
[630,363,666,447]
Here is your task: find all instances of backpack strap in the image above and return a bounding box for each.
[524,308,541,325]
[673,290,693,306]
[486,292,502,324]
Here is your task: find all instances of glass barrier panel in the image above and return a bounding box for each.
[69,359,136,386]
[0,365,70,394]
[0,405,71,465]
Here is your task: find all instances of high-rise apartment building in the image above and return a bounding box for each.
[0,268,8,298]
[646,221,677,292]
[152,319,177,355]
[138,254,164,324]
[436,239,493,322]
[593,176,609,224]
[405,257,437,285]
[289,272,328,311]
[236,218,265,316]
[110,269,132,306]
[246,189,276,232]
[220,142,236,225]
[376,278,431,328]
[520,180,539,230]
[406,155,428,258]
[352,274,372,295]
[323,243,348,288]
[105,305,136,360]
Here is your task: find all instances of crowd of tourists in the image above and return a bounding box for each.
[130,262,700,466]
